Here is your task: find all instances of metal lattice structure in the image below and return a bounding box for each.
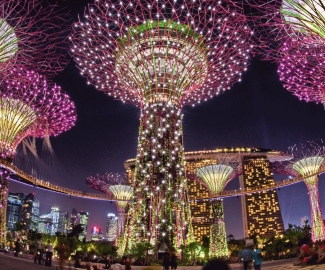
[277,35,325,107]
[196,159,239,258]
[0,168,10,245]
[71,0,253,253]
[0,66,76,245]
[276,141,325,242]
[86,173,133,238]
[0,0,70,76]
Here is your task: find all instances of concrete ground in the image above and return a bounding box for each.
[1,252,325,270]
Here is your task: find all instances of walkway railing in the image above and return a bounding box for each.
[2,159,325,202]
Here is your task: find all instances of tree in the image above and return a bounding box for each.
[67,224,84,239]
[129,242,155,265]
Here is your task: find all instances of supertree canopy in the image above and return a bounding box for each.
[196,163,237,258]
[0,0,70,76]
[71,0,253,252]
[0,67,76,162]
[280,0,325,40]
[86,173,133,237]
[0,66,76,245]
[277,36,325,106]
[277,141,325,242]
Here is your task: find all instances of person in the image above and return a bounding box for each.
[35,237,44,265]
[14,238,21,257]
[56,240,69,270]
[45,240,53,266]
[202,258,229,270]
[252,245,262,270]
[239,246,253,270]
[75,251,82,268]
[163,249,170,270]
[170,252,177,270]
[125,258,131,270]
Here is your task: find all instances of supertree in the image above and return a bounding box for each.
[71,0,253,252]
[246,0,325,107]
[276,141,325,242]
[0,66,76,245]
[86,173,133,237]
[0,0,70,76]
[196,160,238,258]
[277,35,325,107]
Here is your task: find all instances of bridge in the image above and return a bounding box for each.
[2,159,325,202]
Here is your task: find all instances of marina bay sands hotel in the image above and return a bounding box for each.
[124,147,292,243]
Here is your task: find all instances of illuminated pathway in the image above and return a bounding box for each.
[2,158,325,202]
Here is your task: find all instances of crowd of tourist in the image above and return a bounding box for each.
[294,243,325,266]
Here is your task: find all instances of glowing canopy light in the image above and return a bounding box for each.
[196,164,234,195]
[0,67,76,160]
[293,156,324,185]
[109,184,133,210]
[0,19,18,62]
[281,0,325,39]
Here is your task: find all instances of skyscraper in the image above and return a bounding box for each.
[78,211,88,241]
[6,193,24,230]
[58,212,69,235]
[69,208,79,233]
[38,213,52,234]
[91,226,103,241]
[240,155,285,238]
[31,199,40,231]
[50,207,60,235]
[20,193,36,230]
[106,213,117,242]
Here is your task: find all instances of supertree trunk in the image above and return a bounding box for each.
[305,177,325,241]
[125,102,192,251]
[117,209,126,237]
[0,168,10,246]
[209,199,228,258]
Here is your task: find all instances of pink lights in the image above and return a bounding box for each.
[70,0,253,107]
[0,66,76,160]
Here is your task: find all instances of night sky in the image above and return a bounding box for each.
[7,0,325,240]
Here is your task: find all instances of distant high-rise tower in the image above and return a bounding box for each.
[106,213,117,242]
[38,213,52,234]
[6,193,24,230]
[78,211,89,241]
[31,199,40,231]
[50,207,60,235]
[240,155,285,238]
[69,208,79,233]
[58,212,69,235]
[20,193,36,230]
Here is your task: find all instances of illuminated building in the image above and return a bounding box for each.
[20,193,36,230]
[6,193,24,230]
[38,213,52,234]
[69,208,79,233]
[50,207,60,235]
[78,211,89,241]
[107,213,117,242]
[240,156,284,238]
[58,212,69,235]
[91,226,103,241]
[125,147,291,242]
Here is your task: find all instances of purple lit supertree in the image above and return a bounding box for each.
[275,141,325,242]
[277,36,325,107]
[86,173,133,238]
[71,0,253,253]
[0,66,76,245]
[246,0,325,107]
[0,0,70,76]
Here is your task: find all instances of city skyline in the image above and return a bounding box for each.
[6,0,325,241]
